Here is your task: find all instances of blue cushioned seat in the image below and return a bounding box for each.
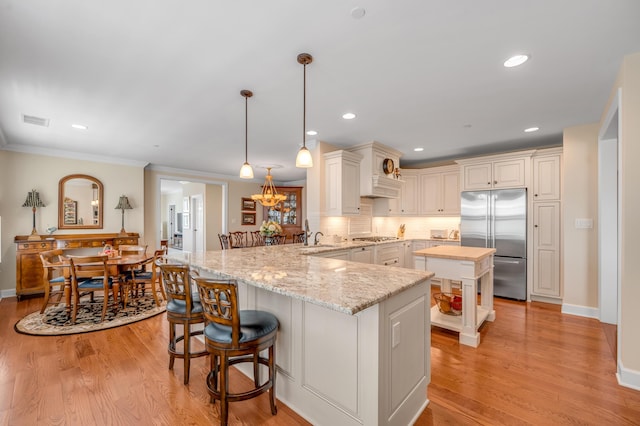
[204,310,278,344]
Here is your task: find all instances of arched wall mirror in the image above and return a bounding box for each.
[58,174,104,229]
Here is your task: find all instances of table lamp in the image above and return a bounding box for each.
[22,189,46,240]
[115,195,133,236]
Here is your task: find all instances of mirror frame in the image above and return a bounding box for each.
[58,174,104,229]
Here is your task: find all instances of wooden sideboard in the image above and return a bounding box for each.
[14,233,140,300]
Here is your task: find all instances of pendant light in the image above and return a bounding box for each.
[239,89,254,179]
[295,53,313,168]
[251,167,287,207]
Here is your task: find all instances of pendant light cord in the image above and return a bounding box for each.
[245,94,249,163]
[303,61,306,150]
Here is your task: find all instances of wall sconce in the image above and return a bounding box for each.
[22,189,46,240]
[114,195,133,236]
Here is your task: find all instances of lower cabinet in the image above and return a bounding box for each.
[532,202,561,298]
[376,242,403,267]
[350,246,374,263]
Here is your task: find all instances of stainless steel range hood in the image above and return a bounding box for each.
[349,141,404,198]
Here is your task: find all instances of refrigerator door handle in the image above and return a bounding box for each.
[495,259,523,264]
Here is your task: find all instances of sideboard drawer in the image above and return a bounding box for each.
[18,241,53,251]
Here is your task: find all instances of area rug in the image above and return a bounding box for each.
[14,294,166,336]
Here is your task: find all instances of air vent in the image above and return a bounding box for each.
[22,114,50,127]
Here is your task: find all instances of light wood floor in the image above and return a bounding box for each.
[1,290,639,425]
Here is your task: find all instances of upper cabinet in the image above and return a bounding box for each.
[348,141,403,198]
[419,165,460,215]
[324,150,362,216]
[533,150,562,201]
[457,151,534,191]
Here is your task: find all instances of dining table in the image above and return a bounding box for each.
[55,253,154,317]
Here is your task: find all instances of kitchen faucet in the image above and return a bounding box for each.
[314,231,324,246]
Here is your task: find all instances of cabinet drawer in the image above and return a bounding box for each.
[17,241,53,251]
[58,241,82,249]
[83,240,110,248]
[114,238,137,246]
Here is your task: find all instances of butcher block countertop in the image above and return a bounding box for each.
[413,245,496,261]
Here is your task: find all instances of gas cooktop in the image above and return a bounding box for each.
[352,236,399,242]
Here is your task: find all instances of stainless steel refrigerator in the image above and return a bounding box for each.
[460,188,527,300]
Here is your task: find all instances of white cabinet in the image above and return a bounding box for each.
[457,151,534,191]
[532,202,561,298]
[324,150,362,216]
[376,242,403,267]
[350,246,374,263]
[398,170,419,215]
[533,153,561,201]
[419,165,460,215]
[317,249,350,260]
[424,240,460,286]
[348,141,403,198]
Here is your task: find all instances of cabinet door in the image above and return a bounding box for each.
[463,163,492,190]
[419,173,440,215]
[441,171,461,214]
[493,159,526,188]
[533,155,561,201]
[325,155,360,216]
[264,187,303,239]
[533,202,561,297]
[400,172,419,215]
[342,159,361,215]
[350,246,374,263]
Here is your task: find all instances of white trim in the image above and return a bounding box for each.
[617,360,640,391]
[561,303,599,319]
[2,143,149,168]
[0,289,17,299]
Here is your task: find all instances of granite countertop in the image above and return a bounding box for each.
[413,245,496,261]
[166,243,433,315]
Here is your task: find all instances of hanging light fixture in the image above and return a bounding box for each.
[295,53,313,168]
[239,89,254,179]
[251,167,286,207]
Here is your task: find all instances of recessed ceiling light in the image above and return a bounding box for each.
[462,124,472,128]
[504,54,529,68]
[71,124,88,130]
[306,130,318,136]
[342,112,356,120]
[414,147,424,152]
[524,127,539,133]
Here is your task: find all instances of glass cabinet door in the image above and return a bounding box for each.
[263,186,302,240]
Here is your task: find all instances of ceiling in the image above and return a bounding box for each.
[1,1,639,182]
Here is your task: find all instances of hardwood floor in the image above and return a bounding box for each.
[1,291,639,425]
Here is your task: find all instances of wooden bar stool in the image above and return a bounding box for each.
[157,262,208,385]
[195,277,279,426]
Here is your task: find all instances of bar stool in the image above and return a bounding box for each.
[157,262,208,384]
[195,277,279,426]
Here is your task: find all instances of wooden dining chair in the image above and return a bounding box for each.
[119,245,148,256]
[218,234,230,250]
[68,255,120,324]
[291,232,305,244]
[270,234,286,245]
[157,262,208,385]
[228,231,247,249]
[194,277,279,426]
[124,248,167,306]
[38,249,67,314]
[249,231,264,247]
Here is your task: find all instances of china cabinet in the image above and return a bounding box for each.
[263,186,303,241]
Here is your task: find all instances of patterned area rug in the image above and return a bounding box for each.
[14,294,166,336]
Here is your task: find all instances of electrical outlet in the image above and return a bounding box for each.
[575,218,593,229]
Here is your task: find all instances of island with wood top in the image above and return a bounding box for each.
[167,242,434,426]
[414,245,496,347]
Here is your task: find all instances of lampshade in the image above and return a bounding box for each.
[251,168,286,207]
[22,189,46,208]
[115,195,133,210]
[22,189,46,240]
[239,89,254,179]
[296,53,313,168]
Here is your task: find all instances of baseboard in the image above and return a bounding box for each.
[617,360,640,391]
[0,289,17,299]
[561,303,599,319]
[529,294,562,305]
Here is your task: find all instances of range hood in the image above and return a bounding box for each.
[349,141,404,198]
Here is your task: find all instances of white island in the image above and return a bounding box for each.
[167,242,433,426]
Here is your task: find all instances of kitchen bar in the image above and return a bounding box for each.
[167,243,434,425]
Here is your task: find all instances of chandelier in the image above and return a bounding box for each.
[251,167,286,207]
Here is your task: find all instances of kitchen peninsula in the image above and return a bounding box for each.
[167,242,433,426]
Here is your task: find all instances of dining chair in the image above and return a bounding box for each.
[124,248,167,306]
[218,234,230,250]
[38,249,67,314]
[270,234,286,245]
[228,231,247,249]
[249,231,264,247]
[157,262,208,385]
[119,244,148,256]
[291,232,305,244]
[68,255,120,324]
[194,277,279,426]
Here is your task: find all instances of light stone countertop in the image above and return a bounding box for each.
[166,242,434,315]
